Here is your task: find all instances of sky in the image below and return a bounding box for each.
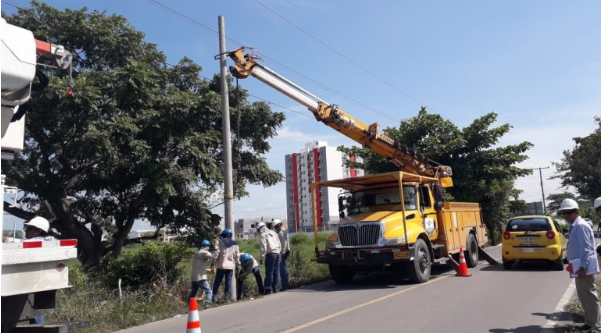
[2,0,600,230]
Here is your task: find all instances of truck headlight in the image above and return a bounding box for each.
[385,237,406,246]
[326,239,341,249]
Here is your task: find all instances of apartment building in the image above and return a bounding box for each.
[284,141,363,231]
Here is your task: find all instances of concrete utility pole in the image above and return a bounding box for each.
[218,16,236,300]
[531,167,550,214]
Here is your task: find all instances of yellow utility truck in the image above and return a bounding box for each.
[227,48,491,283]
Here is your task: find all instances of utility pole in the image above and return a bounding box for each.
[531,167,550,214]
[218,16,236,300]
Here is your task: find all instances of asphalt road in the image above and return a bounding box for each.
[115,245,575,333]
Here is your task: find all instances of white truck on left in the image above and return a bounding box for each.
[1,17,85,332]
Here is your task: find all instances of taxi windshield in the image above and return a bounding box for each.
[506,218,551,232]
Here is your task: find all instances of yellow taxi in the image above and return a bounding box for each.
[501,215,568,270]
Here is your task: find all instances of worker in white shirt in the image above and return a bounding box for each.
[273,219,290,291]
[256,222,281,294]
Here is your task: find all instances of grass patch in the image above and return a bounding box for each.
[556,280,601,333]
[47,232,332,332]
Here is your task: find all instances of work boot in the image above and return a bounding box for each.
[575,324,592,332]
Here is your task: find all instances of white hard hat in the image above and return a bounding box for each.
[273,219,283,227]
[558,198,579,212]
[594,197,601,210]
[256,222,266,230]
[24,216,50,232]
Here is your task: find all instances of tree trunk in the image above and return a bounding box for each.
[49,197,104,267]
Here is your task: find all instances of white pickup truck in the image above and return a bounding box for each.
[1,238,81,331]
[1,18,84,332]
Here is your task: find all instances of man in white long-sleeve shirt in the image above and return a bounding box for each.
[274,219,290,291]
[562,198,600,331]
[256,222,281,294]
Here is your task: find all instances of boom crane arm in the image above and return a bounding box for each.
[227,47,452,182]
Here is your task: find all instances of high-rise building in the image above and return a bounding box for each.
[285,141,363,231]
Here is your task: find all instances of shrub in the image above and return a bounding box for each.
[104,242,191,289]
[290,232,310,246]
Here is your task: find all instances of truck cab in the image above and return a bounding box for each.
[314,172,488,284]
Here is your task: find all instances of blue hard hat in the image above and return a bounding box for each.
[200,240,210,247]
[241,253,251,266]
[221,228,232,237]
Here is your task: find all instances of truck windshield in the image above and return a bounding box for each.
[347,186,417,216]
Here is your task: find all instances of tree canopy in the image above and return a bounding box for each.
[339,108,532,242]
[553,116,601,200]
[2,2,284,266]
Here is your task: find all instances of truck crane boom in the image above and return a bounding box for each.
[1,17,73,157]
[227,47,453,184]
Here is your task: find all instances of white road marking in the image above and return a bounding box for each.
[540,279,576,332]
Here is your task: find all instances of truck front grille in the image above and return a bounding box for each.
[338,224,381,246]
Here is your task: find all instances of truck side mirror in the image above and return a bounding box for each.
[433,184,444,202]
[433,184,444,212]
[338,194,349,218]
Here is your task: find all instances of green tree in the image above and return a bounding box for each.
[508,190,527,214]
[546,192,577,215]
[553,116,601,199]
[2,3,284,267]
[339,108,532,243]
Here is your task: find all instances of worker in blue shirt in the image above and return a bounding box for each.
[562,198,600,332]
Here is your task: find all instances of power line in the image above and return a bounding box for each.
[7,0,400,124]
[144,0,401,124]
[251,0,433,112]
[1,1,18,9]
[145,0,245,47]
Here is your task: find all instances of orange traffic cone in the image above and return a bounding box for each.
[456,247,472,277]
[186,298,202,333]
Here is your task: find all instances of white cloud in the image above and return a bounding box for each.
[276,126,311,140]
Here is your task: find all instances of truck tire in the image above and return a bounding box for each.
[329,264,355,284]
[465,234,479,268]
[407,238,431,283]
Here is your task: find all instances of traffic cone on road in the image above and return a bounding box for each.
[456,247,472,277]
[186,298,202,333]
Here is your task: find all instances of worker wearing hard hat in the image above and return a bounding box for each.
[212,229,240,303]
[273,219,291,291]
[561,198,600,331]
[595,197,601,232]
[594,197,601,255]
[256,221,281,294]
[23,216,50,240]
[188,240,215,308]
[22,216,51,324]
[236,252,264,299]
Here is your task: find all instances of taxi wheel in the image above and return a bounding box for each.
[552,257,564,271]
[503,259,514,270]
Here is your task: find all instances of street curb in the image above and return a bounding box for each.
[541,279,576,332]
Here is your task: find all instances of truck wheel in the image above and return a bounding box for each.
[465,234,479,268]
[503,259,514,270]
[329,264,355,284]
[407,238,431,283]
